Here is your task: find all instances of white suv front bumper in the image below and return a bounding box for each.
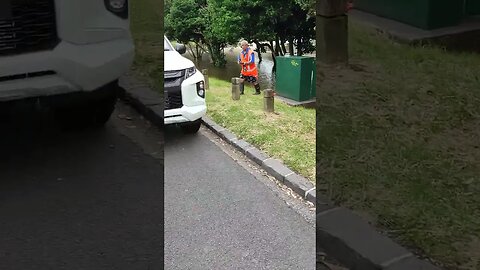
[164,105,207,125]
[164,71,206,125]
[0,38,134,102]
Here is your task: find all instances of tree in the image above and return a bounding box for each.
[234,0,316,66]
[202,0,244,66]
[165,0,316,67]
[294,0,316,15]
[164,0,205,45]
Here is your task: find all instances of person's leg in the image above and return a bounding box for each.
[239,74,245,94]
[252,77,261,95]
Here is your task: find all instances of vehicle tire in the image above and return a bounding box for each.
[55,95,117,130]
[90,95,117,126]
[180,119,202,134]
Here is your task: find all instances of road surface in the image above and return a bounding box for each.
[0,100,341,269]
[0,101,164,269]
[164,122,316,269]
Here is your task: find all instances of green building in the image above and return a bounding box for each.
[355,0,480,30]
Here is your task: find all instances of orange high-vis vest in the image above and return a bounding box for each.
[239,48,258,78]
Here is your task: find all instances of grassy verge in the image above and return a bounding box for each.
[207,78,316,181]
[130,0,163,92]
[317,22,480,269]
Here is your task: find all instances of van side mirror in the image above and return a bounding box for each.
[176,43,187,54]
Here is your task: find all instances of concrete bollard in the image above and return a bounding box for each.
[264,89,274,112]
[202,69,209,90]
[231,77,242,100]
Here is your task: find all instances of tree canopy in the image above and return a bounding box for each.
[165,0,316,67]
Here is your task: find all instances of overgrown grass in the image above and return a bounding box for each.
[130,0,163,91]
[317,22,480,269]
[207,78,316,181]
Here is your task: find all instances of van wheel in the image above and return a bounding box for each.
[181,119,202,134]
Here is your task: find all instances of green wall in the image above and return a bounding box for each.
[355,0,465,30]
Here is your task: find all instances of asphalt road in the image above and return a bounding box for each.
[0,101,164,270]
[164,124,316,269]
[0,100,339,270]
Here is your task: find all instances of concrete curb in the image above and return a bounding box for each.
[118,75,164,129]
[201,116,316,206]
[350,9,480,52]
[316,204,442,270]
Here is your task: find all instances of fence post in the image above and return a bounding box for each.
[317,0,349,64]
[264,89,274,112]
[231,77,241,100]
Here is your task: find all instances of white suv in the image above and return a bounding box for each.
[164,36,206,134]
[0,0,134,127]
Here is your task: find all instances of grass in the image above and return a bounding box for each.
[130,0,163,92]
[317,22,480,269]
[207,78,316,181]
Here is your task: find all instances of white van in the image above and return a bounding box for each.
[0,0,134,126]
[164,36,206,134]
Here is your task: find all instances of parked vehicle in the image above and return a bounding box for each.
[0,0,134,127]
[164,36,206,134]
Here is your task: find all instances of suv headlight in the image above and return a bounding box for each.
[197,81,205,98]
[104,0,128,19]
[185,66,197,79]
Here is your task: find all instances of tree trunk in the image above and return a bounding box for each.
[187,44,196,58]
[195,44,202,59]
[197,43,208,55]
[288,38,294,55]
[264,42,276,69]
[280,36,287,55]
[296,37,303,56]
[206,43,214,64]
[206,42,226,67]
[254,40,263,63]
[269,41,276,58]
[275,36,283,56]
[279,36,285,56]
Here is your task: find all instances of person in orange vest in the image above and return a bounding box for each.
[237,40,261,95]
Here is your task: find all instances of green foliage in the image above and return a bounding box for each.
[164,0,205,44]
[293,0,315,15]
[204,0,243,44]
[164,0,316,66]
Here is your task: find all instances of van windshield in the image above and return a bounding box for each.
[164,37,174,51]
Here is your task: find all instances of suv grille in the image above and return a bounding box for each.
[165,92,183,110]
[164,69,185,110]
[164,70,185,82]
[0,0,58,57]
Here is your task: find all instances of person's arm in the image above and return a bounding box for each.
[237,54,241,64]
[250,52,255,64]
